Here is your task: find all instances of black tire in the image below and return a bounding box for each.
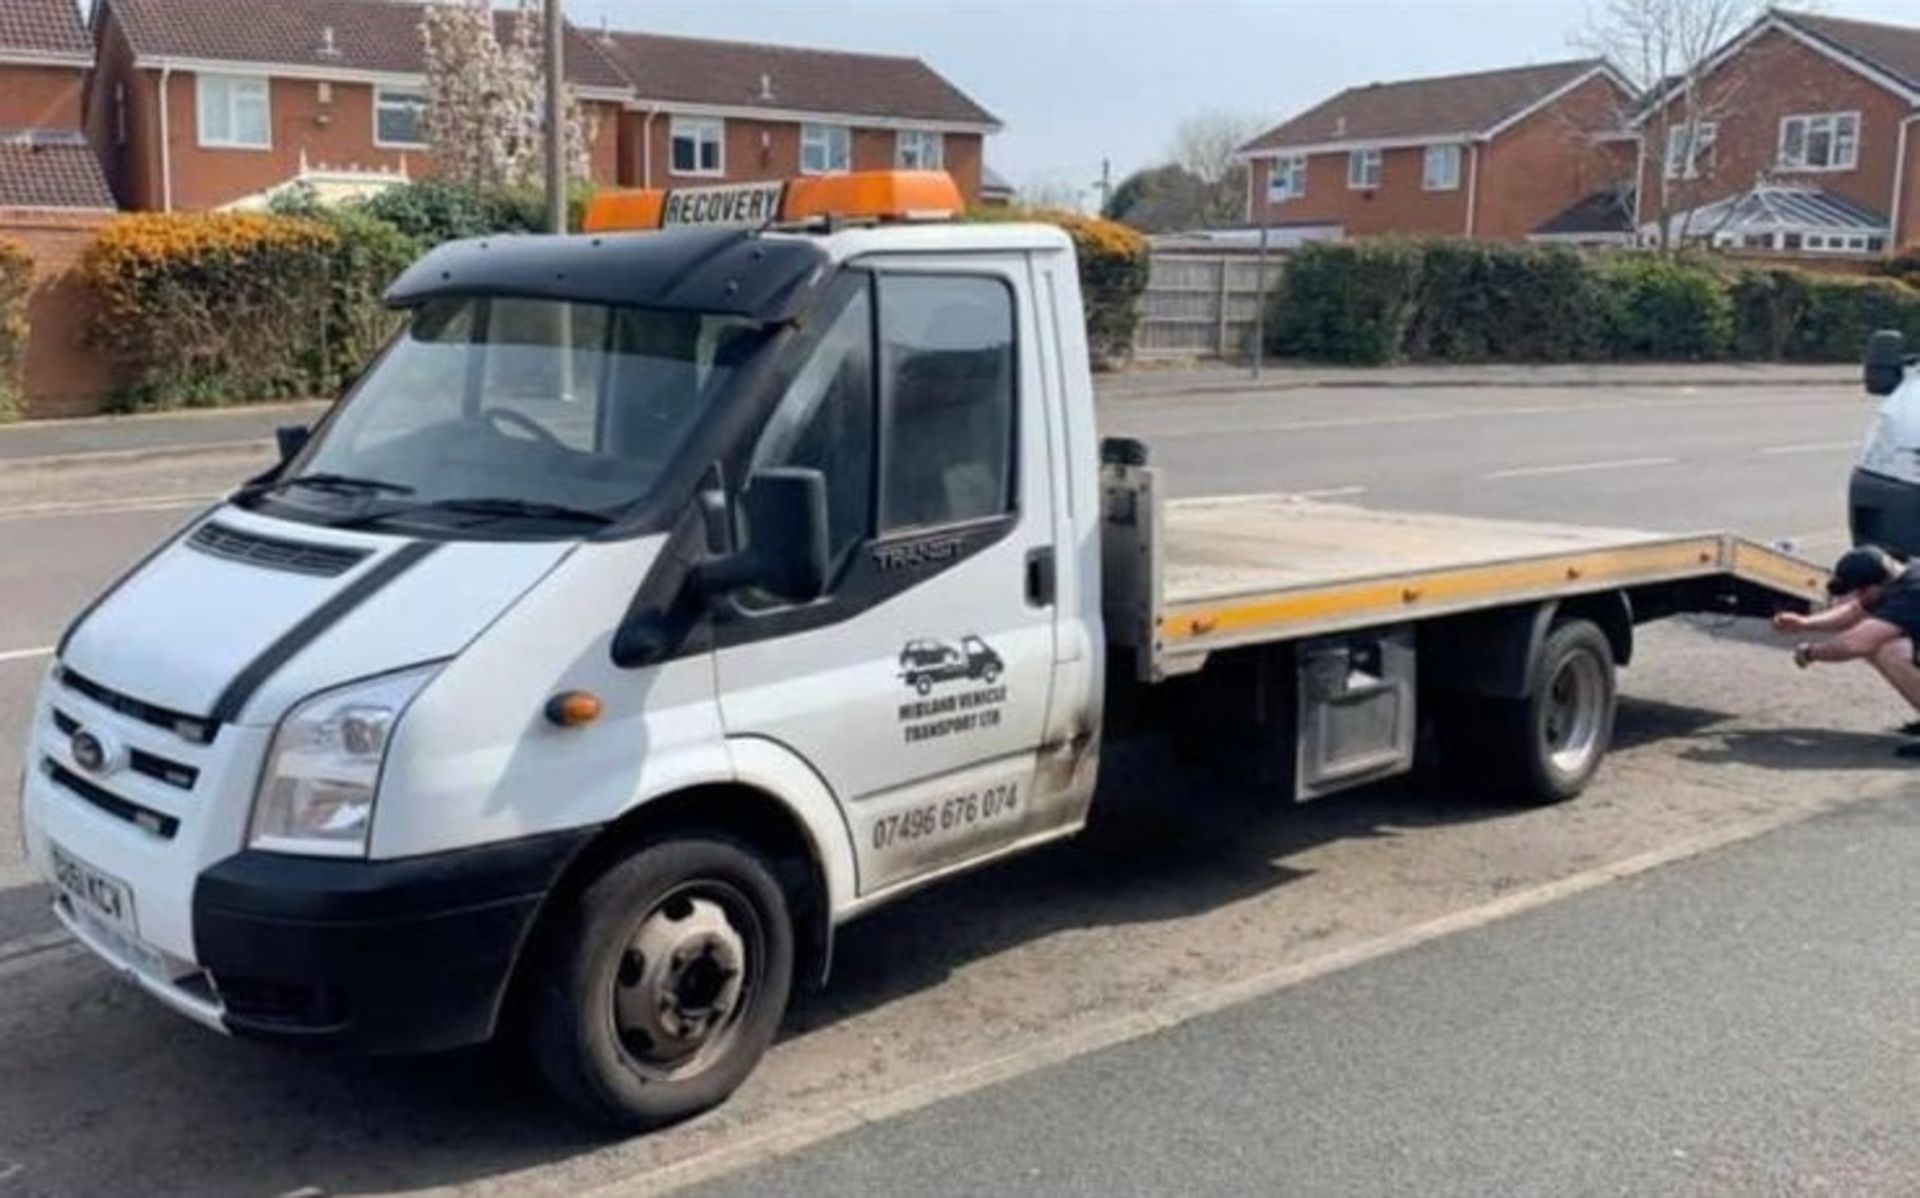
[527,835,794,1132]
[1455,619,1616,806]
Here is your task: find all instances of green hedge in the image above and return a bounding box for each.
[0,236,29,421]
[968,206,1149,366]
[1267,239,1920,365]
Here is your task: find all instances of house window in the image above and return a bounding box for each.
[1347,148,1381,190]
[669,116,724,176]
[1423,144,1461,191]
[197,74,270,149]
[896,129,944,170]
[1663,121,1716,179]
[1778,112,1859,171]
[1269,154,1306,201]
[801,123,851,174]
[374,87,427,148]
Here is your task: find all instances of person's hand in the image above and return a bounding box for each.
[1793,643,1816,669]
[1773,611,1809,634]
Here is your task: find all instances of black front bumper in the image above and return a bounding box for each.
[1849,468,1920,558]
[192,827,595,1054]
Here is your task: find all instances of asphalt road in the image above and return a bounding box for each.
[0,377,1907,1197]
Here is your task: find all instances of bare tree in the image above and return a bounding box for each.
[1577,0,1797,250]
[422,0,592,191]
[1169,111,1263,226]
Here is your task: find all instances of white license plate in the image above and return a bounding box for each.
[50,843,137,937]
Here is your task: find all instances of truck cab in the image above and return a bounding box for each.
[21,172,1105,1129]
[1851,329,1920,554]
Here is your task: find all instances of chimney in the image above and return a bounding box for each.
[598,14,612,45]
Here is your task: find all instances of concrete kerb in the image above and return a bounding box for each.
[1098,367,1858,402]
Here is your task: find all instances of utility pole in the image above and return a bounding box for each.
[1092,158,1112,215]
[544,0,566,234]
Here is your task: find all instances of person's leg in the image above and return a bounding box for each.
[1869,638,1920,714]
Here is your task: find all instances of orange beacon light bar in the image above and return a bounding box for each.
[583,170,965,233]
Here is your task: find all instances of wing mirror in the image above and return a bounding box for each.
[1866,330,1908,398]
[275,424,311,463]
[695,467,831,605]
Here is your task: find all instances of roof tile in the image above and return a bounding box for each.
[1241,59,1609,153]
[0,130,116,210]
[594,30,998,126]
[0,0,93,61]
[1777,10,1920,94]
[107,0,629,89]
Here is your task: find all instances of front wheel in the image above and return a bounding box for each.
[527,835,795,1131]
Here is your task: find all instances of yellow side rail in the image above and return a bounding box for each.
[1160,534,1827,655]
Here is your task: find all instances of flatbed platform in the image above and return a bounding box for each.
[1100,468,1828,680]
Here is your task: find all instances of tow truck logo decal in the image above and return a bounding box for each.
[896,635,1008,743]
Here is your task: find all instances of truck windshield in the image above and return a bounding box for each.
[246,296,769,534]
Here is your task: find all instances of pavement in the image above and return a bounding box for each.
[0,366,1910,1197]
[688,793,1920,1198]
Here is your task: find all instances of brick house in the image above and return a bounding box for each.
[0,0,115,214]
[81,0,1003,213]
[1632,10,1920,256]
[590,31,999,203]
[83,0,635,212]
[1235,59,1636,241]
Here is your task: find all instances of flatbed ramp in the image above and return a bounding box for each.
[1102,476,1827,679]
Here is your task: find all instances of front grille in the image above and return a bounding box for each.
[50,708,198,790]
[129,749,198,790]
[57,668,217,745]
[43,759,180,839]
[187,522,371,578]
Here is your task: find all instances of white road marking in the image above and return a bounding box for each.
[591,789,1890,1198]
[0,645,54,664]
[0,493,216,522]
[1481,457,1676,481]
[1758,440,1859,456]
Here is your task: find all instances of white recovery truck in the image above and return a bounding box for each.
[20,171,1827,1129]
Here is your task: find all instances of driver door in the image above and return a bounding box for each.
[714,258,1063,897]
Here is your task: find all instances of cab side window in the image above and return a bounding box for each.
[877,275,1016,532]
[751,286,875,573]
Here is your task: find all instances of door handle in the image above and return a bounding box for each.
[1025,546,1056,608]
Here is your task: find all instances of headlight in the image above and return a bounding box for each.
[250,663,441,857]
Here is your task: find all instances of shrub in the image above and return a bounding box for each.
[359,178,593,247]
[0,236,30,421]
[305,206,417,392]
[1594,255,1733,360]
[1729,268,1810,360]
[1876,250,1920,292]
[1267,240,1423,364]
[84,212,339,410]
[968,206,1149,366]
[1785,273,1920,361]
[1407,241,1607,362]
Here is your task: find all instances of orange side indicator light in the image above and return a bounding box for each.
[545,690,604,728]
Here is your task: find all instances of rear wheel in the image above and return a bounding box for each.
[1451,619,1616,805]
[528,835,794,1131]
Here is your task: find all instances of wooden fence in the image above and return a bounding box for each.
[1134,251,1286,360]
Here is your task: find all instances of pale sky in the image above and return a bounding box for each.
[568,0,1920,203]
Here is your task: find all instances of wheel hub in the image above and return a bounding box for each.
[1543,652,1603,774]
[614,894,747,1065]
